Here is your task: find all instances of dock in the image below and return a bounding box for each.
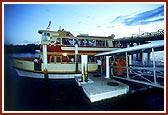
[75,73,129,103]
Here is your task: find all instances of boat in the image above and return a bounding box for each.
[11,22,121,79]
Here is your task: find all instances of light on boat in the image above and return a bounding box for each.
[62,53,67,56]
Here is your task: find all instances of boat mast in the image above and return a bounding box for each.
[46,21,51,30]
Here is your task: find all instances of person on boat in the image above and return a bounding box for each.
[34,56,42,64]
[75,39,78,45]
[71,58,74,62]
[38,55,42,63]
[34,56,42,71]
[34,57,38,63]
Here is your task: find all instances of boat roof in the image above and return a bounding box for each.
[38,29,114,40]
[77,35,114,40]
[95,40,164,56]
[38,30,75,37]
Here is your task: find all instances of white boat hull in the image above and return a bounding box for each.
[11,58,98,79]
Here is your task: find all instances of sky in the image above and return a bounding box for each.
[3,2,165,45]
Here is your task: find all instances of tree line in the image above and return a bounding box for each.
[4,44,40,53]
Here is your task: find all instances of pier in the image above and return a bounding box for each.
[75,73,129,103]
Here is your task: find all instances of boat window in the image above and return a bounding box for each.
[69,55,80,62]
[114,42,121,47]
[47,33,50,36]
[56,56,62,62]
[43,32,50,41]
[80,39,84,46]
[80,39,87,46]
[56,38,61,45]
[97,40,105,47]
[80,39,94,46]
[63,38,74,45]
[49,55,56,63]
[68,56,75,63]
[62,55,69,62]
[105,40,107,46]
[77,39,82,46]
[88,39,96,46]
[89,56,96,62]
[107,40,114,47]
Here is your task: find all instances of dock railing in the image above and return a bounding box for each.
[111,65,164,88]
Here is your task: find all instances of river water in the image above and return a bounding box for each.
[3,53,164,111]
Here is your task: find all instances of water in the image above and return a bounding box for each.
[4,53,164,111]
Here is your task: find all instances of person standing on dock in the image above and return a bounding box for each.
[97,58,102,74]
[116,57,126,75]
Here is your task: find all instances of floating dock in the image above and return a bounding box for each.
[75,74,129,103]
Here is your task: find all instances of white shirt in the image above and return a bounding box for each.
[97,60,102,65]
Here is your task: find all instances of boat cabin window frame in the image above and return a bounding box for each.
[56,38,62,45]
[56,56,62,62]
[96,40,106,47]
[42,32,50,41]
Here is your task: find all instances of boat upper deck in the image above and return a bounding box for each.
[38,29,118,48]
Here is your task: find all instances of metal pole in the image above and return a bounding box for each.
[43,44,48,79]
[105,56,111,79]
[142,50,145,65]
[81,55,88,82]
[100,56,103,74]
[111,55,115,77]
[126,52,129,79]
[75,43,78,73]
[147,52,151,65]
[129,55,132,65]
[152,48,157,83]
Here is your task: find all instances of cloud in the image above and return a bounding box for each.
[23,40,30,43]
[33,41,41,44]
[78,21,81,24]
[111,5,164,26]
[106,26,115,28]
[22,40,40,45]
[96,26,101,28]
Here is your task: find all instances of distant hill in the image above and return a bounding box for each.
[4,44,40,53]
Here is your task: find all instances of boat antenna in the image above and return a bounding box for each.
[46,21,51,30]
[59,26,61,30]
